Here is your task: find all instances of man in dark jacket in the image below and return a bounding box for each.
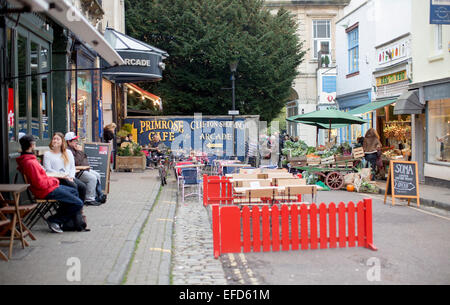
[65,132,106,205]
[16,135,84,233]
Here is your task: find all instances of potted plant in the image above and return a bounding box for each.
[116,142,146,171]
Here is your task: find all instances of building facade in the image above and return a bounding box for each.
[265,0,349,146]
[408,0,450,186]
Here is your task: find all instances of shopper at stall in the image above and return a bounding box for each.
[43,132,87,203]
[16,135,84,233]
[65,132,107,206]
[363,128,382,176]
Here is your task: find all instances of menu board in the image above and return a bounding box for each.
[83,142,111,194]
[384,160,419,206]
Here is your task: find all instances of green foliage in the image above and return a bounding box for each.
[121,123,133,133]
[117,129,128,139]
[125,0,305,122]
[117,143,144,157]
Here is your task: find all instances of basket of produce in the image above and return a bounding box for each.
[321,155,335,165]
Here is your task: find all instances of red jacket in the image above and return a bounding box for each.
[16,153,60,199]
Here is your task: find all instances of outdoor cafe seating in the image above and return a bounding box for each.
[203,169,318,207]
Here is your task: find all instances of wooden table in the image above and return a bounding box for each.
[0,184,33,258]
[233,186,286,194]
[175,164,205,169]
[47,172,69,179]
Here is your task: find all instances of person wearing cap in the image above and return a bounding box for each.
[43,132,87,204]
[16,134,84,233]
[65,132,106,205]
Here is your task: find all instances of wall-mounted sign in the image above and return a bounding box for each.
[430,0,450,25]
[378,41,408,65]
[123,116,251,157]
[376,70,407,87]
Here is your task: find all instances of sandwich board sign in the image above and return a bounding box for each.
[83,142,112,194]
[384,160,420,206]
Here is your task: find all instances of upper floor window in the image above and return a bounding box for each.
[313,20,331,59]
[347,26,359,74]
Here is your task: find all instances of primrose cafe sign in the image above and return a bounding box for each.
[102,28,169,83]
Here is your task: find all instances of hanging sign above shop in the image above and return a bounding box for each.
[102,28,169,83]
[430,0,450,24]
[376,70,407,87]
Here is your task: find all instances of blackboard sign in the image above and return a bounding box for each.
[83,142,111,194]
[384,160,420,206]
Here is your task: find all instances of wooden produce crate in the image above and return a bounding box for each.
[320,155,335,165]
[307,157,321,166]
[335,155,353,161]
[290,161,307,167]
[352,147,365,159]
[287,155,307,162]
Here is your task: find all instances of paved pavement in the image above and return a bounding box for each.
[376,180,450,211]
[0,170,160,285]
[1,168,449,285]
[171,184,227,285]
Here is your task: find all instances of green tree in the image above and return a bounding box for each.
[125,0,305,122]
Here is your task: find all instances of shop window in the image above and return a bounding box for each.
[428,99,450,164]
[7,28,15,142]
[12,27,52,141]
[31,41,39,137]
[18,34,27,135]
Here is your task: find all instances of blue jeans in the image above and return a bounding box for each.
[46,185,84,225]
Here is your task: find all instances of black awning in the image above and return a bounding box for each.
[102,28,168,83]
[394,90,424,115]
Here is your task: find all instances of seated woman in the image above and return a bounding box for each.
[43,132,87,204]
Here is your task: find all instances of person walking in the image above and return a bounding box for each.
[43,132,87,203]
[363,128,382,177]
[103,123,117,168]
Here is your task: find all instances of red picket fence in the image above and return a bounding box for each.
[212,199,377,258]
[203,175,233,206]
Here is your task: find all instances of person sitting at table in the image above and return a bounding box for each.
[16,135,85,233]
[65,132,106,206]
[43,132,87,204]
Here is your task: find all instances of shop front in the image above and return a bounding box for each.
[0,1,123,184]
[1,10,54,183]
[409,78,450,186]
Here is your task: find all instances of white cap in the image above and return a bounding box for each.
[65,132,79,141]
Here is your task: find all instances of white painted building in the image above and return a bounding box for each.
[335,0,377,143]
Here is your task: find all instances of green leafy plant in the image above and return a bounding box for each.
[118,143,144,157]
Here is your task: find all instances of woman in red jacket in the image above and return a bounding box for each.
[16,135,84,233]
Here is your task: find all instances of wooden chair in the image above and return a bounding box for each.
[0,217,11,261]
[14,172,59,229]
[276,178,307,186]
[0,190,37,259]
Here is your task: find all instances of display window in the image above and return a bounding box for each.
[11,26,52,142]
[427,99,450,165]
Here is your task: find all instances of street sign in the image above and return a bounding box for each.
[430,0,450,24]
[207,143,223,148]
[228,110,239,116]
[384,160,420,207]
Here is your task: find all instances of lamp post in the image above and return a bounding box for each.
[229,60,238,158]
